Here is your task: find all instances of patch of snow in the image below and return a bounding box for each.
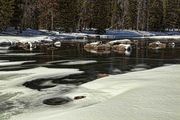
[20,28,45,36]
[89,41,101,45]
[0,61,36,67]
[131,67,147,72]
[60,60,97,65]
[47,60,71,64]
[3,53,43,57]
[108,39,131,45]
[0,36,47,43]
[0,46,10,50]
[146,35,180,39]
[106,30,141,36]
[0,50,9,54]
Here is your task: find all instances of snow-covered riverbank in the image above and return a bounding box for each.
[0,29,180,45]
[10,64,180,120]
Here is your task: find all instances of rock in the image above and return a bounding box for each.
[148,41,166,49]
[84,41,102,50]
[95,44,111,51]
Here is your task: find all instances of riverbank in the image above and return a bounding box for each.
[0,29,180,43]
[10,64,180,120]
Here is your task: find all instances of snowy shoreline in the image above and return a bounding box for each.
[10,64,180,120]
[0,29,180,45]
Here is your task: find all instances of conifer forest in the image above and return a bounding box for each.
[0,0,180,33]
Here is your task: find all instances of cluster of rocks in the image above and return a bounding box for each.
[84,39,176,55]
[148,41,175,50]
[84,39,134,55]
[0,40,61,51]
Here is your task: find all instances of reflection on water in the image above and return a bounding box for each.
[0,39,180,119]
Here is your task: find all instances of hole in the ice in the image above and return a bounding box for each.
[43,97,72,105]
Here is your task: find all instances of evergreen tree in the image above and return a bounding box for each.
[128,0,137,30]
[0,0,14,31]
[0,0,179,32]
[165,0,180,30]
[37,0,59,30]
[91,0,110,34]
[21,0,39,30]
[58,0,78,32]
[77,0,94,31]
[148,0,163,31]
[10,0,23,30]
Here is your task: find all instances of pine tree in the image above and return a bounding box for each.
[1,0,179,32]
[128,0,137,30]
[0,0,14,31]
[21,0,39,30]
[148,0,163,31]
[91,0,111,34]
[58,0,78,32]
[10,0,23,30]
[77,0,94,31]
[37,0,59,30]
[165,0,180,30]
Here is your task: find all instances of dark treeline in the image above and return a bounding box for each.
[0,0,179,33]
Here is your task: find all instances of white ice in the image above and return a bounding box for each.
[0,60,36,67]
[60,60,97,65]
[4,53,43,56]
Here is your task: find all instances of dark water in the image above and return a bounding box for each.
[0,39,180,91]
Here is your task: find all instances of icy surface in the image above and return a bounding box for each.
[0,61,35,67]
[60,60,97,65]
[10,65,180,120]
[3,53,43,56]
[146,35,180,39]
[0,67,83,119]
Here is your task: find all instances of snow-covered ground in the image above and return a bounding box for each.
[145,35,180,39]
[0,35,47,43]
[0,28,180,45]
[9,64,180,120]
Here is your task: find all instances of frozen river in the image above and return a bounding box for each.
[0,39,180,120]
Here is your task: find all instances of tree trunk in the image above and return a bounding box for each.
[51,10,54,30]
